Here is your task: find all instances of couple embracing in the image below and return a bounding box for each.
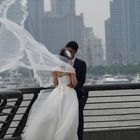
[23,41,88,140]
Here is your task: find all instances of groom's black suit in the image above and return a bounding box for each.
[73,58,87,140]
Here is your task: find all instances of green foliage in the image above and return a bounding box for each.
[87,64,140,75]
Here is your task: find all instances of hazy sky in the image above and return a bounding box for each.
[44,0,111,44]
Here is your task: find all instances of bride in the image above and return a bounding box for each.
[23,49,79,140]
[0,1,79,139]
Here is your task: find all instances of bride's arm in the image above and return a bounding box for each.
[69,73,77,88]
[52,71,58,86]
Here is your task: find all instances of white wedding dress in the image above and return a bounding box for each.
[23,75,79,140]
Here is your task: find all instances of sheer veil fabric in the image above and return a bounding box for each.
[0,17,75,86]
[0,0,75,86]
[0,1,79,140]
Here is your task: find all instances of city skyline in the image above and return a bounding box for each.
[44,0,111,44]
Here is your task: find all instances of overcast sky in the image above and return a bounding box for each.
[44,0,111,44]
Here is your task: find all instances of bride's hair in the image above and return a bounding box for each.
[60,48,71,59]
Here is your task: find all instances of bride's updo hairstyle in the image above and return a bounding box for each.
[60,48,72,60]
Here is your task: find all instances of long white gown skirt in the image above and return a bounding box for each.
[23,76,79,140]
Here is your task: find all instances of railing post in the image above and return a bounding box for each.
[13,91,39,137]
[0,99,7,113]
[0,90,22,139]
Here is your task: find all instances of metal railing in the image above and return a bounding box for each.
[1,83,140,140]
[84,84,140,131]
[0,87,52,140]
[0,90,23,140]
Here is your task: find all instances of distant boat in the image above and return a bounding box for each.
[96,74,130,84]
[114,75,130,83]
[132,73,140,83]
[85,78,97,85]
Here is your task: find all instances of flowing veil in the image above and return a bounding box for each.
[0,0,75,87]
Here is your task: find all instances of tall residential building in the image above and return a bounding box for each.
[51,0,75,17]
[25,0,44,42]
[84,27,104,67]
[43,13,85,54]
[42,0,85,56]
[105,0,140,65]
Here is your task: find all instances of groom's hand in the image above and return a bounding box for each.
[67,83,74,88]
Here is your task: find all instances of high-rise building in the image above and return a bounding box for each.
[25,0,44,42]
[105,0,140,65]
[51,0,75,17]
[84,27,104,67]
[42,0,85,55]
[43,13,84,54]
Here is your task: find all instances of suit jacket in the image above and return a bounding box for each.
[73,58,87,105]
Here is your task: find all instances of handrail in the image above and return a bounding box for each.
[1,83,140,139]
[84,83,140,91]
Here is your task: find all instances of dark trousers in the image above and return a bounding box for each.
[78,101,84,140]
[76,88,88,140]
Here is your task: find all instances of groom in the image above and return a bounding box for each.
[66,41,87,140]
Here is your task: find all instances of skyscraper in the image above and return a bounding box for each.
[105,0,140,65]
[51,0,75,17]
[25,0,44,42]
[84,27,104,66]
[43,13,84,54]
[41,0,85,55]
